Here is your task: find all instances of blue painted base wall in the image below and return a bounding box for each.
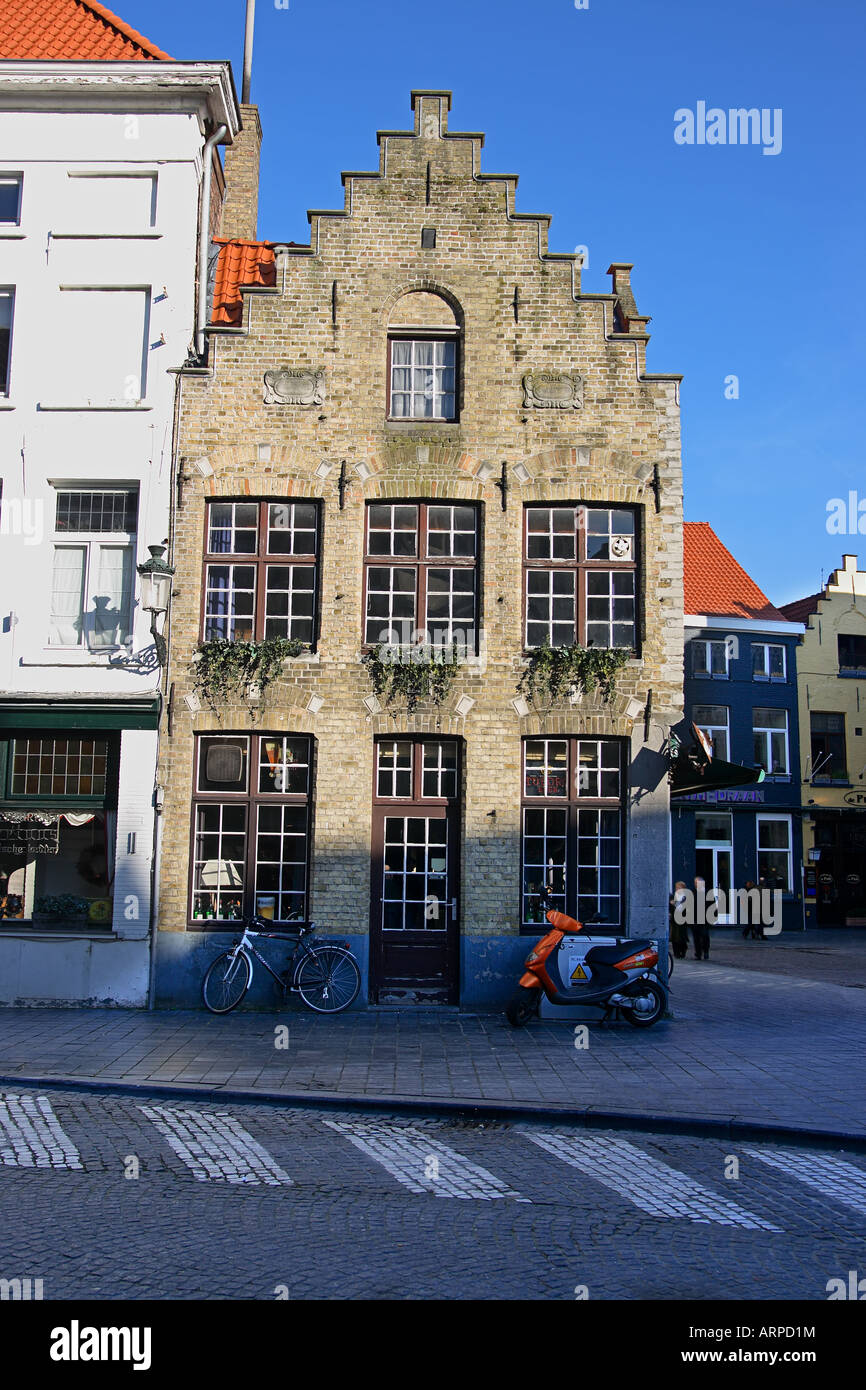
[154,931,537,1011]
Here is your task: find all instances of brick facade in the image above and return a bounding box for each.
[154,91,685,1007]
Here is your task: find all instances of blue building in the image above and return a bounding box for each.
[671,524,806,933]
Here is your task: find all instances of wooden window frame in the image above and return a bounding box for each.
[522,504,639,654]
[386,329,460,423]
[188,732,315,929]
[520,736,626,931]
[362,500,479,653]
[200,499,321,649]
[372,737,460,809]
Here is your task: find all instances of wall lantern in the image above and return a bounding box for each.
[137,543,175,667]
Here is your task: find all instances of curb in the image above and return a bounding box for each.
[1,1071,865,1153]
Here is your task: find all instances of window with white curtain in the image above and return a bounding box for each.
[389,339,456,419]
[48,489,138,649]
[56,288,149,404]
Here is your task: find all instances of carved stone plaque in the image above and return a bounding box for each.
[264,368,326,406]
[522,371,584,410]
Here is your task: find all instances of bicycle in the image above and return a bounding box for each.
[201,913,361,1016]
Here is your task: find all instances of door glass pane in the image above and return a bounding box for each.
[381,816,447,932]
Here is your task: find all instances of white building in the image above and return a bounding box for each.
[0,5,238,1004]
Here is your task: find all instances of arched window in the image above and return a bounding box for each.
[387,291,460,422]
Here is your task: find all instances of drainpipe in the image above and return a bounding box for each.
[195,123,227,361]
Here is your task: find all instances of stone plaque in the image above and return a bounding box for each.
[522,371,584,410]
[263,368,326,407]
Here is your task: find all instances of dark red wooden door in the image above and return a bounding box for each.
[370,739,460,1003]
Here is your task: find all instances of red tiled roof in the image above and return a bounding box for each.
[0,0,171,61]
[211,238,276,326]
[778,592,822,625]
[684,522,790,622]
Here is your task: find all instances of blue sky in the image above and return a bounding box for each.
[123,0,865,607]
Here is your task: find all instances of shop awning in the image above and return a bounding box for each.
[0,698,160,731]
[669,725,766,798]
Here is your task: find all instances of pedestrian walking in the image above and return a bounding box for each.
[669,881,689,959]
[741,880,761,939]
[692,875,710,959]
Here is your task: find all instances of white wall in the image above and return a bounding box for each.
[0,84,232,1005]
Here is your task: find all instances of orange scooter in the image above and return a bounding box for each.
[506,886,667,1028]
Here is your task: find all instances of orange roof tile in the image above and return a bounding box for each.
[211,238,277,326]
[684,522,790,622]
[0,0,171,61]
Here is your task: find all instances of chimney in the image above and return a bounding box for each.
[606,262,650,334]
[220,104,262,241]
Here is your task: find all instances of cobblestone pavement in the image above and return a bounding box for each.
[1,1087,864,1300]
[0,932,863,1138]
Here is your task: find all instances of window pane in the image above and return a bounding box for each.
[268,502,317,556]
[0,176,22,224]
[88,545,132,649]
[49,547,86,646]
[55,489,138,534]
[258,736,310,795]
[198,737,249,793]
[10,738,108,797]
[377,741,413,797]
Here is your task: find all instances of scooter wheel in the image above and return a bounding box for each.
[506,985,540,1027]
[622,980,666,1028]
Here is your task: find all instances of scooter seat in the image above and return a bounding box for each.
[546,909,582,933]
[585,939,655,966]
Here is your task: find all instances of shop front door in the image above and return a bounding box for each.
[370,739,460,1003]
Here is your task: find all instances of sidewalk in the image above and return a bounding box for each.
[1,935,864,1144]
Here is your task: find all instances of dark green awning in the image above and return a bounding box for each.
[0,699,160,732]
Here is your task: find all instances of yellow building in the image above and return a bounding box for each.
[781,555,866,924]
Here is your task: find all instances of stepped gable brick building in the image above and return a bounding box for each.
[155,90,685,1007]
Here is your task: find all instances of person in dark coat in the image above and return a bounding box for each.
[669,881,689,959]
[692,875,710,959]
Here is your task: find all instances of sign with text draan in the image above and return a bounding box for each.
[0,822,60,855]
[678,789,765,804]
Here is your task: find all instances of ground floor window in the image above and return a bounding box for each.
[756,814,792,892]
[0,733,117,928]
[521,737,625,928]
[190,733,312,925]
[0,810,114,926]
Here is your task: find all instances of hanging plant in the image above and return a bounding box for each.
[517,635,629,708]
[362,643,461,714]
[192,637,306,714]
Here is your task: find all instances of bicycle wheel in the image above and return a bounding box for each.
[295,946,361,1014]
[202,950,252,1014]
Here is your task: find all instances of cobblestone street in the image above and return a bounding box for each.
[1,1086,864,1300]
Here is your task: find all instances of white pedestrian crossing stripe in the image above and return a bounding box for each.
[526,1131,781,1230]
[0,1093,82,1170]
[745,1147,866,1218]
[139,1106,293,1186]
[324,1118,529,1201]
